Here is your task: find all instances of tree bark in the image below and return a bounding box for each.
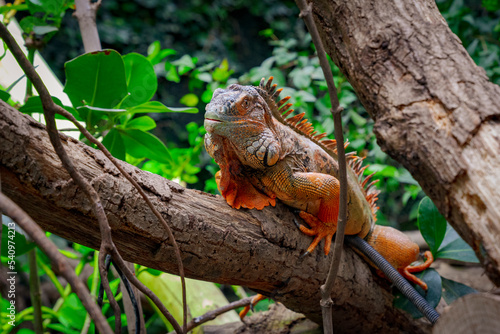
[311,0,500,285]
[0,102,429,333]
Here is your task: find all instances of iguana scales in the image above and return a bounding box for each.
[204,77,435,319]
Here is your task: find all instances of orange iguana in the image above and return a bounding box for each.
[204,77,435,319]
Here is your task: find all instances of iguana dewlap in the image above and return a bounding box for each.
[204,77,432,290]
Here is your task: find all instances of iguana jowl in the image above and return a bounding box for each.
[204,77,432,290]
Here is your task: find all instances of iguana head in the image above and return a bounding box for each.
[204,84,281,168]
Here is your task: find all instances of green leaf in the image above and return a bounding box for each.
[128,101,197,114]
[27,0,65,15]
[436,224,479,263]
[147,41,176,65]
[196,72,213,83]
[58,293,86,329]
[172,54,195,75]
[147,41,161,59]
[138,270,239,331]
[180,93,199,107]
[64,50,129,109]
[417,197,447,255]
[33,25,58,35]
[19,16,58,35]
[1,224,37,259]
[125,115,157,131]
[393,268,442,318]
[102,128,126,161]
[16,330,36,334]
[46,324,80,334]
[0,89,10,102]
[119,128,172,164]
[19,96,78,120]
[121,53,157,108]
[165,63,180,82]
[76,105,127,113]
[142,267,164,276]
[441,277,478,304]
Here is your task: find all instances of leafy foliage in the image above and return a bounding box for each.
[395,196,479,317]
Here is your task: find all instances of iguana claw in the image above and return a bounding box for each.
[239,294,266,320]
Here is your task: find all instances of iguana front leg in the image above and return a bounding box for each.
[270,171,341,256]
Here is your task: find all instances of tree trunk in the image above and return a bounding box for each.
[311,0,500,285]
[0,101,429,333]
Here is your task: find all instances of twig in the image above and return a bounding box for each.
[0,192,114,334]
[167,297,254,334]
[97,253,121,333]
[295,0,348,332]
[0,22,185,333]
[113,260,141,334]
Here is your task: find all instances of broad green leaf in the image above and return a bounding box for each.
[393,268,442,318]
[417,197,447,255]
[180,93,199,107]
[76,105,126,127]
[125,115,157,131]
[138,270,239,332]
[19,96,81,120]
[64,50,128,109]
[128,101,197,114]
[27,0,65,15]
[119,128,172,164]
[58,293,86,329]
[441,277,478,304]
[1,224,37,259]
[102,128,126,161]
[0,89,10,102]
[121,53,157,108]
[436,224,479,263]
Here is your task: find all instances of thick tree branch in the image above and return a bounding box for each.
[0,101,428,333]
[310,0,500,286]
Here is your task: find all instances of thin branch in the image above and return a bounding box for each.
[0,192,114,334]
[98,252,122,333]
[0,22,185,333]
[113,260,142,334]
[74,0,102,52]
[296,0,348,332]
[167,297,253,334]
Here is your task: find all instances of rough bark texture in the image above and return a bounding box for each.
[311,0,500,285]
[0,102,429,333]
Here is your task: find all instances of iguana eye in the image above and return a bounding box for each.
[236,96,251,113]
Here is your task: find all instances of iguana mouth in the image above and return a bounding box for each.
[205,118,222,122]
